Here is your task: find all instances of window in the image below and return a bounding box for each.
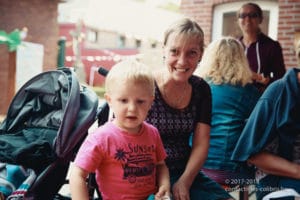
[118,35,126,48]
[135,39,141,48]
[151,42,157,48]
[86,29,98,43]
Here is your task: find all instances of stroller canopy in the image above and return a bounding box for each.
[0,68,99,171]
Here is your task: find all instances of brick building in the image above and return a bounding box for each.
[59,22,140,86]
[180,0,300,70]
[0,0,63,114]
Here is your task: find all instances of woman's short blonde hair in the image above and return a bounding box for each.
[163,18,205,53]
[196,36,253,86]
[105,59,155,95]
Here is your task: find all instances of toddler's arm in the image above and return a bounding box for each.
[155,161,171,200]
[69,164,90,200]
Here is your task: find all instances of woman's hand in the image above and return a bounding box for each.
[252,72,270,85]
[172,179,190,200]
[171,123,210,200]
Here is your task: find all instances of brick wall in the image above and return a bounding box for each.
[180,0,300,69]
[0,46,14,115]
[277,0,300,69]
[0,0,60,114]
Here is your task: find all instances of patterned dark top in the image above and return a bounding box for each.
[146,75,212,175]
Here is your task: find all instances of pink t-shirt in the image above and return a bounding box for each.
[74,121,167,200]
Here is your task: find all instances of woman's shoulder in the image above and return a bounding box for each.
[190,75,209,86]
[258,33,281,47]
[210,83,260,101]
[244,83,261,94]
[190,75,211,92]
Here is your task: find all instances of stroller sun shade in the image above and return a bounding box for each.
[0,68,99,172]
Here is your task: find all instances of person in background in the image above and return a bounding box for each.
[237,2,286,93]
[231,42,300,200]
[70,59,171,200]
[146,18,233,200]
[195,36,260,186]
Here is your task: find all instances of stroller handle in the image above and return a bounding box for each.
[98,67,109,77]
[96,66,110,127]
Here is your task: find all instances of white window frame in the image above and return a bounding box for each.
[212,1,278,40]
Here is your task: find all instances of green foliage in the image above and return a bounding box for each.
[0,29,21,52]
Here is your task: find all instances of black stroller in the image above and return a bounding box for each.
[0,67,101,200]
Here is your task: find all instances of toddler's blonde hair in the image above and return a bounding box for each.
[105,59,155,95]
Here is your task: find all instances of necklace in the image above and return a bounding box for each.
[160,74,190,109]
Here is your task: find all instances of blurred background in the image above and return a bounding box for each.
[1,0,300,115]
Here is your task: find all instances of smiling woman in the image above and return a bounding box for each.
[146,18,233,200]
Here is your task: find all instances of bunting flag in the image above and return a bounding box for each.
[0,29,21,52]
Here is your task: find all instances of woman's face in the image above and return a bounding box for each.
[163,33,202,82]
[238,5,261,34]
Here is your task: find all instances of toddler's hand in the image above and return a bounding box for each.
[156,195,171,200]
[155,185,171,200]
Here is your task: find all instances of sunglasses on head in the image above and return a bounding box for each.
[238,12,260,19]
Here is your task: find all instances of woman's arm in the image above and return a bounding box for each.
[184,123,210,184]
[248,151,300,179]
[155,161,171,199]
[172,123,210,199]
[69,165,90,200]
